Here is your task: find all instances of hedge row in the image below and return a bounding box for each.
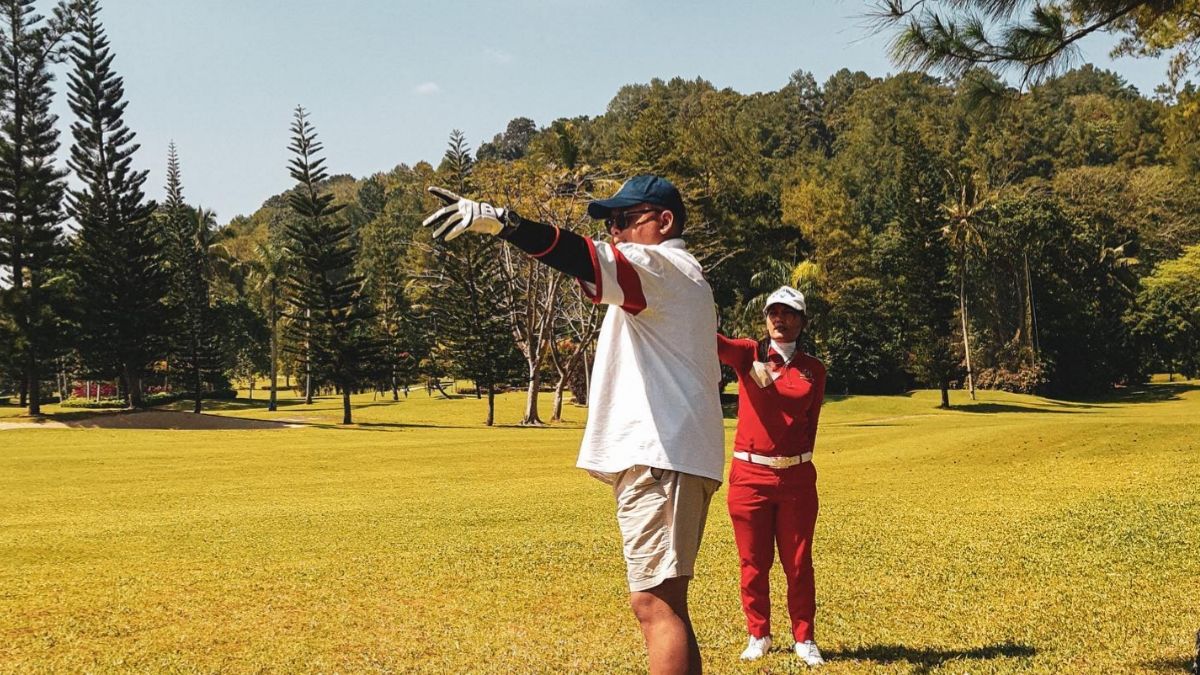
[60,389,238,409]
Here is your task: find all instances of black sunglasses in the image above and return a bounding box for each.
[605,207,662,231]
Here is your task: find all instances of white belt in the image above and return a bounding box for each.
[733,451,812,468]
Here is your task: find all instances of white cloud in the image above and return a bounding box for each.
[413,82,442,96]
[483,48,514,64]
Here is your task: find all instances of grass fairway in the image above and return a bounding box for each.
[1,383,1197,673]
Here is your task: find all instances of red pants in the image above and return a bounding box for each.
[727,459,818,641]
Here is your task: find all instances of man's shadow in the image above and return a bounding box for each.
[824,642,1035,672]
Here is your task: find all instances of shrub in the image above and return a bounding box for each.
[70,382,119,399]
[145,389,238,406]
[60,398,127,409]
[455,384,513,396]
[61,389,239,409]
[974,363,1049,394]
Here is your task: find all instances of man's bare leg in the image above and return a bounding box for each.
[630,576,701,675]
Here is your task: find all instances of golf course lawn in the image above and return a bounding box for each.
[1,382,1196,673]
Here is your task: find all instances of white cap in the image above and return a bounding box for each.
[763,285,806,315]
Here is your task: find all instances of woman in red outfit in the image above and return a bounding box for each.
[717,285,827,666]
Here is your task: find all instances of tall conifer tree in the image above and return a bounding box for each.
[0,0,74,415]
[66,0,165,408]
[160,144,215,413]
[283,106,377,424]
[428,130,521,425]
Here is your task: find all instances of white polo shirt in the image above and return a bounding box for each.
[575,238,725,482]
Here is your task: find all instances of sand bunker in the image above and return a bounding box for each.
[0,410,301,430]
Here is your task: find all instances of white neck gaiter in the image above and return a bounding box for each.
[770,340,797,363]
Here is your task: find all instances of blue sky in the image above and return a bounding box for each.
[54,0,1173,223]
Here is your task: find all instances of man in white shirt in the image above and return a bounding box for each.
[425,175,724,675]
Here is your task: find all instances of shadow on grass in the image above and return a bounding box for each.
[1075,382,1200,405]
[824,381,1197,413]
[951,403,1085,414]
[171,398,306,412]
[317,420,582,432]
[827,642,1036,671]
[292,420,490,432]
[1138,656,1194,673]
[62,410,297,430]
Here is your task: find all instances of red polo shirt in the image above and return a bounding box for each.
[717,335,826,456]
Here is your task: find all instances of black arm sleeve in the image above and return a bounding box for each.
[498,211,595,283]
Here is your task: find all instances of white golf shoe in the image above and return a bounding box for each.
[739,635,772,660]
[794,640,825,667]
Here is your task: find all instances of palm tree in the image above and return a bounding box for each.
[940,170,994,400]
[735,257,818,336]
[246,241,288,411]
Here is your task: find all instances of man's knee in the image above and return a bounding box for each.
[630,591,660,624]
[630,577,690,624]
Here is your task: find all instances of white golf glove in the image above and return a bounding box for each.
[422,186,508,241]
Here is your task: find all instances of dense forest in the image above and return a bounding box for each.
[2,0,1199,424]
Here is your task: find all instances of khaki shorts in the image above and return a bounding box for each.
[592,465,721,592]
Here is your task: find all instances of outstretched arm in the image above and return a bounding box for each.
[717,333,756,373]
[423,186,594,283]
[499,211,594,283]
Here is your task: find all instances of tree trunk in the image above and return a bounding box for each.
[304,308,313,405]
[18,378,26,408]
[522,366,544,426]
[342,386,352,425]
[268,290,278,412]
[551,375,566,422]
[1024,252,1040,358]
[121,367,140,408]
[959,265,975,401]
[192,343,202,414]
[581,350,591,407]
[485,381,495,427]
[26,376,39,415]
[940,382,950,409]
[26,346,40,415]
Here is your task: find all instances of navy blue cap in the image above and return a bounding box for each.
[588,175,687,231]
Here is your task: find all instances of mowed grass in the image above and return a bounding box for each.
[1,382,1197,673]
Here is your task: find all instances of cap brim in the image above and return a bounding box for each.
[763,301,806,315]
[587,195,644,220]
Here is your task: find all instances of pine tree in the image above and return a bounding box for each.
[283,106,377,424]
[427,130,522,425]
[441,128,473,179]
[357,190,418,403]
[159,144,216,413]
[0,0,74,415]
[432,239,522,425]
[66,0,166,408]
